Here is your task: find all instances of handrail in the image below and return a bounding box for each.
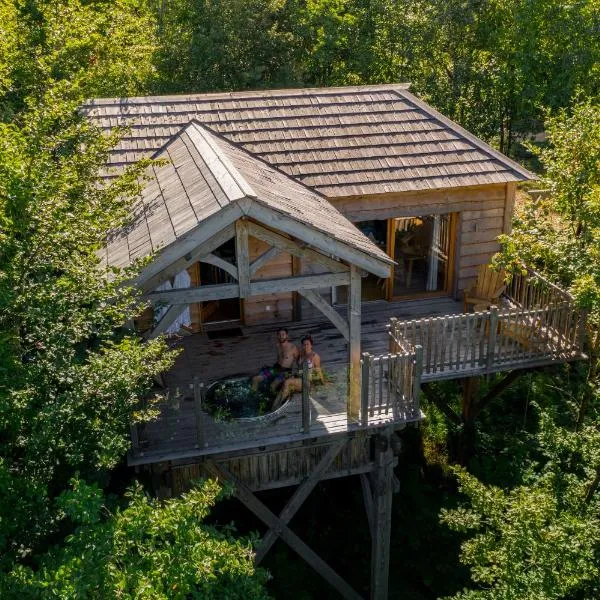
[389,300,583,378]
[506,265,574,308]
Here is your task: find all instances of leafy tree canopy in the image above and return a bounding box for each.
[4,478,269,599]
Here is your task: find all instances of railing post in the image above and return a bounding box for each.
[302,364,311,434]
[194,377,205,449]
[486,306,498,372]
[388,318,397,353]
[361,352,370,427]
[412,345,423,417]
[578,309,588,354]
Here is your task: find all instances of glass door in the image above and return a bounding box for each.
[389,214,454,298]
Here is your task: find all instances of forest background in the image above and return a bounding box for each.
[0,0,599,598]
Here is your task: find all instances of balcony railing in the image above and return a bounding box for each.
[389,267,586,381]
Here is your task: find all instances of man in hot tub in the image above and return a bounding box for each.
[251,327,299,394]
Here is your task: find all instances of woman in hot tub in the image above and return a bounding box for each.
[272,334,325,410]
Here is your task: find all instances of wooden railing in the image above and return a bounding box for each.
[389,268,585,380]
[360,348,422,426]
[389,303,583,379]
[506,266,574,309]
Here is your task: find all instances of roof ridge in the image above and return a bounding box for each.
[83,83,412,107]
[187,121,257,200]
[394,89,537,181]
[150,120,256,203]
[189,118,338,204]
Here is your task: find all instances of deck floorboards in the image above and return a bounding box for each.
[130,297,583,466]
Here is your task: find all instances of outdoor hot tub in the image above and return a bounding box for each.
[204,376,275,420]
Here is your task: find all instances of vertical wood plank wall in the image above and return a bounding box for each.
[244,235,293,325]
[329,183,514,297]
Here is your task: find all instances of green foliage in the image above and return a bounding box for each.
[4,478,269,599]
[0,0,171,565]
[441,463,600,600]
[499,99,600,324]
[153,0,299,93]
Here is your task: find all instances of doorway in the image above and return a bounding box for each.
[388,214,455,298]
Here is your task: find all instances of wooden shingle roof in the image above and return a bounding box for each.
[85,84,535,198]
[104,121,393,275]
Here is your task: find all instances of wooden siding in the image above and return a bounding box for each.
[169,436,375,493]
[244,236,293,325]
[330,183,511,296]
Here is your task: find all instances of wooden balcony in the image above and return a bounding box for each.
[129,270,585,467]
[388,267,586,381]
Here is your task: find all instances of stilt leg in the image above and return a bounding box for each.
[370,433,394,600]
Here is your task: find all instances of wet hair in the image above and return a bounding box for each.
[277,327,288,335]
[301,334,314,346]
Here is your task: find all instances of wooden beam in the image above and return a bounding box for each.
[370,434,394,600]
[140,224,236,292]
[255,439,346,564]
[202,253,238,280]
[248,203,392,278]
[146,283,239,304]
[247,220,349,274]
[204,460,363,600]
[421,384,461,426]
[298,290,349,341]
[236,220,251,297]
[147,304,187,339]
[135,203,242,289]
[251,272,350,296]
[473,370,524,419]
[360,473,375,540]
[503,182,517,234]
[249,246,282,277]
[347,265,362,422]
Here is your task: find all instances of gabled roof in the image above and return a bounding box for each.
[104,121,393,277]
[84,84,536,198]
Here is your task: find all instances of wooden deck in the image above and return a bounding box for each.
[163,297,462,388]
[130,298,454,465]
[130,278,586,467]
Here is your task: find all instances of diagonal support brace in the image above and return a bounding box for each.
[204,458,362,600]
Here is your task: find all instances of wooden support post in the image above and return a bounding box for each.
[459,377,479,465]
[412,345,423,417]
[578,309,588,354]
[361,353,370,426]
[370,433,394,600]
[235,220,250,298]
[302,364,311,434]
[486,306,498,372]
[360,473,375,540]
[194,377,205,449]
[204,460,363,600]
[348,265,362,422]
[255,439,346,563]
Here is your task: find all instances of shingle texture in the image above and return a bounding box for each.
[85,85,535,198]
[104,121,394,270]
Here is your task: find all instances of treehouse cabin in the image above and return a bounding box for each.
[88,85,586,600]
